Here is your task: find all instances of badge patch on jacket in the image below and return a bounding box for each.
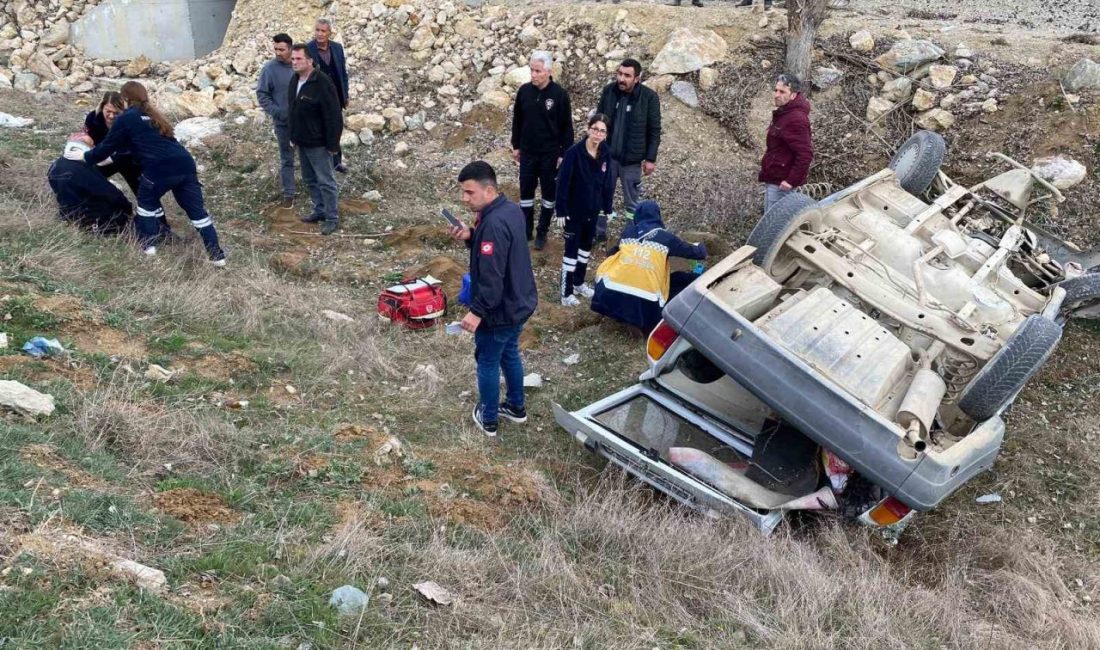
[545,98,554,110]
[602,162,608,172]
[480,242,495,255]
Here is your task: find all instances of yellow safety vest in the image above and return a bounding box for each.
[595,230,671,306]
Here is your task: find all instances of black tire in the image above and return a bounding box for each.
[957,315,1063,422]
[746,192,818,273]
[889,130,946,196]
[1056,272,1100,315]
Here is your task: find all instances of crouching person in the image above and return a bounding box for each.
[591,200,706,334]
[70,81,226,265]
[448,161,538,436]
[48,135,132,235]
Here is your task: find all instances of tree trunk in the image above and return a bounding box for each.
[786,0,829,92]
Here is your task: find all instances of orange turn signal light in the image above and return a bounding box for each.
[867,497,912,527]
[647,320,679,361]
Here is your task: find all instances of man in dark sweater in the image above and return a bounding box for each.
[288,44,343,235]
[307,18,350,173]
[448,162,538,436]
[256,33,297,207]
[510,50,573,250]
[595,57,662,241]
[758,73,814,214]
[48,136,132,235]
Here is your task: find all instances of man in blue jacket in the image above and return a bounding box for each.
[307,18,350,173]
[448,161,538,436]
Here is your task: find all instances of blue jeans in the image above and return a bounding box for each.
[763,183,791,215]
[298,145,338,223]
[474,323,526,424]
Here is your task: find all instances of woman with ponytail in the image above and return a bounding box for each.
[70,81,226,265]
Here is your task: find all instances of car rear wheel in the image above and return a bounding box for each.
[746,192,820,277]
[1056,272,1100,320]
[889,130,945,196]
[957,315,1063,422]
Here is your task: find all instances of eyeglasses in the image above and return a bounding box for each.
[589,127,607,134]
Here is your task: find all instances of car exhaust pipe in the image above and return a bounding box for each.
[896,368,947,452]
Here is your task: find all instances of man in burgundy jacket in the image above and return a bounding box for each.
[758,73,814,214]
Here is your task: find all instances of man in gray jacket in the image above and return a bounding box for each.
[256,33,296,208]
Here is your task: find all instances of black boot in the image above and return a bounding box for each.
[692,0,703,6]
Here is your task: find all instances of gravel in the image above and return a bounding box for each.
[848,0,1099,35]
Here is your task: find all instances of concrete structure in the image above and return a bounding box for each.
[72,0,237,62]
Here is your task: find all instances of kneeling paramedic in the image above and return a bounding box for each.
[48,135,132,235]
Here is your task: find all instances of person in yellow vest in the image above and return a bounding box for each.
[591,200,707,333]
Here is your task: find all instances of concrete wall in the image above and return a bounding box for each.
[72,0,236,62]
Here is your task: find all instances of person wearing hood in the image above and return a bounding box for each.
[758,73,814,214]
[48,134,133,235]
[591,200,707,334]
[554,113,614,306]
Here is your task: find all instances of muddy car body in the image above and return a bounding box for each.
[556,131,1100,536]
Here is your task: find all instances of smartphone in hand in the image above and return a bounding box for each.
[441,208,464,229]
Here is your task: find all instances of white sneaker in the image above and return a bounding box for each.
[143,246,157,256]
[574,283,595,298]
[210,258,227,268]
[561,294,581,307]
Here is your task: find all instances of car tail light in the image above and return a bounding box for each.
[647,320,679,361]
[865,497,912,527]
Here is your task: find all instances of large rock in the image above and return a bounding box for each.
[340,130,360,149]
[911,88,936,111]
[177,89,219,118]
[124,54,152,77]
[13,72,39,91]
[650,28,728,75]
[358,113,386,132]
[1031,156,1087,189]
[0,380,55,417]
[175,117,223,146]
[219,91,255,112]
[26,51,62,80]
[409,25,435,52]
[232,50,254,76]
[915,108,955,132]
[670,81,699,108]
[0,71,11,90]
[1063,59,1100,92]
[881,76,913,102]
[382,107,406,133]
[812,66,844,89]
[41,20,69,47]
[849,30,875,53]
[518,25,541,45]
[478,90,512,110]
[504,65,531,87]
[875,40,944,72]
[926,64,957,90]
[866,96,895,123]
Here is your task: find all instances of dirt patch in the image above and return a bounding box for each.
[384,224,454,254]
[338,198,378,217]
[21,444,108,490]
[260,203,325,247]
[186,351,257,382]
[0,355,98,391]
[62,321,147,359]
[33,294,88,320]
[414,455,547,530]
[270,250,311,276]
[402,255,466,297]
[153,488,239,526]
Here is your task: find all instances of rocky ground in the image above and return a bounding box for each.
[0,1,1100,648]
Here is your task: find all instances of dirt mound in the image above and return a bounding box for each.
[63,321,147,359]
[338,198,378,217]
[270,250,311,275]
[153,488,239,525]
[403,255,466,297]
[187,351,257,382]
[384,224,454,253]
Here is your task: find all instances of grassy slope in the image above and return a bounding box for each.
[0,91,1098,649]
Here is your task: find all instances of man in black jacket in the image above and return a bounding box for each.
[511,50,574,250]
[595,57,662,241]
[288,44,343,235]
[448,161,538,436]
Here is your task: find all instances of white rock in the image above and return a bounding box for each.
[926,64,958,90]
[174,116,223,145]
[364,190,383,202]
[865,96,895,123]
[670,80,699,108]
[911,88,936,111]
[322,310,356,323]
[562,353,580,365]
[503,65,531,87]
[1063,58,1100,92]
[980,98,998,113]
[1031,156,1087,190]
[394,141,409,155]
[522,373,543,388]
[340,130,360,149]
[881,76,913,102]
[849,30,875,53]
[144,364,175,383]
[0,380,55,417]
[875,40,945,72]
[0,112,33,128]
[410,25,436,52]
[698,67,719,91]
[177,89,219,118]
[0,332,7,349]
[812,66,844,89]
[650,28,728,75]
[112,558,167,592]
[914,108,955,132]
[518,25,541,45]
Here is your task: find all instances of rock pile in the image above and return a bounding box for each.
[858,35,1007,133]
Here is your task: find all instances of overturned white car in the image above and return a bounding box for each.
[556,131,1100,537]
